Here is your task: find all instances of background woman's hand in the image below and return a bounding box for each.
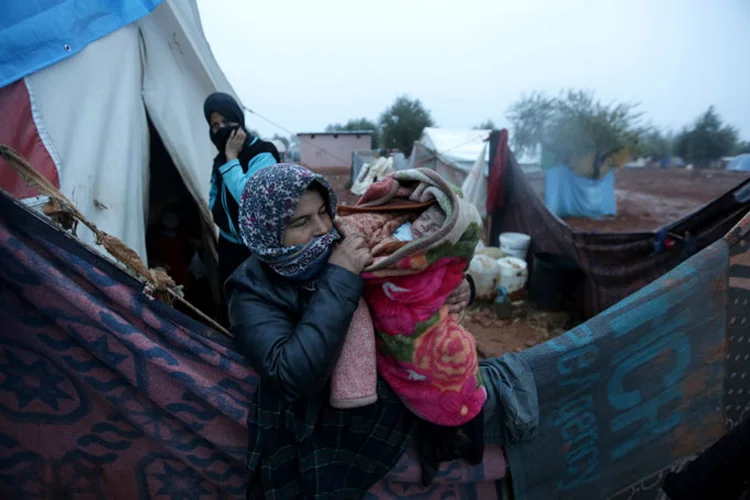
[225,128,246,161]
[445,277,472,315]
[328,234,373,275]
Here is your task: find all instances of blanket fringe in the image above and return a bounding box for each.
[0,145,232,337]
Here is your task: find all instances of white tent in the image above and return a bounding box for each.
[409,127,491,185]
[0,0,235,269]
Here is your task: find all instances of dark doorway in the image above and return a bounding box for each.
[144,118,222,324]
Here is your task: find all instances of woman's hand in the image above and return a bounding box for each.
[225,128,246,161]
[329,234,373,275]
[445,277,472,315]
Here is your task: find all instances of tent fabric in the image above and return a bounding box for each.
[20,22,152,261]
[420,128,491,172]
[350,156,393,195]
[410,128,491,186]
[0,0,239,263]
[544,165,617,218]
[724,214,750,434]
[351,150,379,184]
[0,0,163,89]
[486,129,509,214]
[0,189,509,498]
[460,143,489,219]
[506,224,750,500]
[0,79,60,199]
[489,132,750,318]
[139,0,240,236]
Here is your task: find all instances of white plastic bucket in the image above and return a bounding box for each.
[499,232,531,260]
[468,254,500,301]
[497,256,528,298]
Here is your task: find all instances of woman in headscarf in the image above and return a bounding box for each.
[203,92,281,291]
[227,164,539,498]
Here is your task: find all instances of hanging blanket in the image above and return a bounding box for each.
[336,168,486,427]
[0,188,510,499]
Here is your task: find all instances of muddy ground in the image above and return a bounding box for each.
[312,165,749,358]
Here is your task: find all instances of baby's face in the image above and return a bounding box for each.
[412,206,446,238]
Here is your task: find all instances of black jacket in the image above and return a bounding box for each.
[226,256,416,497]
[227,257,361,401]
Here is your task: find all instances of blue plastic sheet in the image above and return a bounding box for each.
[544,165,617,219]
[727,154,750,172]
[0,0,163,88]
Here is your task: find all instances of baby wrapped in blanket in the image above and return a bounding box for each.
[330,169,486,427]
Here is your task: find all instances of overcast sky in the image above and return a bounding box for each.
[196,0,749,141]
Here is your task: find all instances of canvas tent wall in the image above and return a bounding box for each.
[0,0,236,270]
[409,127,491,186]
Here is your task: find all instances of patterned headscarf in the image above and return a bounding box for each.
[239,164,340,278]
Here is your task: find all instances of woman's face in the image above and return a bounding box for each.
[209,112,239,133]
[283,188,333,247]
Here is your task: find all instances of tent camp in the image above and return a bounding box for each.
[0,0,238,314]
[2,146,750,499]
[3,2,750,499]
[409,127,491,186]
[0,3,507,497]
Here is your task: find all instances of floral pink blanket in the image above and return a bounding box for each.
[336,169,486,426]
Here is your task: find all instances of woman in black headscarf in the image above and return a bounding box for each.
[203,92,280,294]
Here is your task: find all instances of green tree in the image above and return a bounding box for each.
[635,129,673,160]
[474,119,496,130]
[325,118,380,148]
[505,92,555,157]
[674,106,738,167]
[507,90,646,178]
[379,96,434,153]
[732,140,750,155]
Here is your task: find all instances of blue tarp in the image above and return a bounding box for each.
[727,154,750,172]
[0,0,163,88]
[544,165,617,219]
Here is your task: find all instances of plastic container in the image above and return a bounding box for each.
[497,256,528,298]
[468,254,500,301]
[476,246,506,260]
[499,232,531,260]
[528,252,582,311]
